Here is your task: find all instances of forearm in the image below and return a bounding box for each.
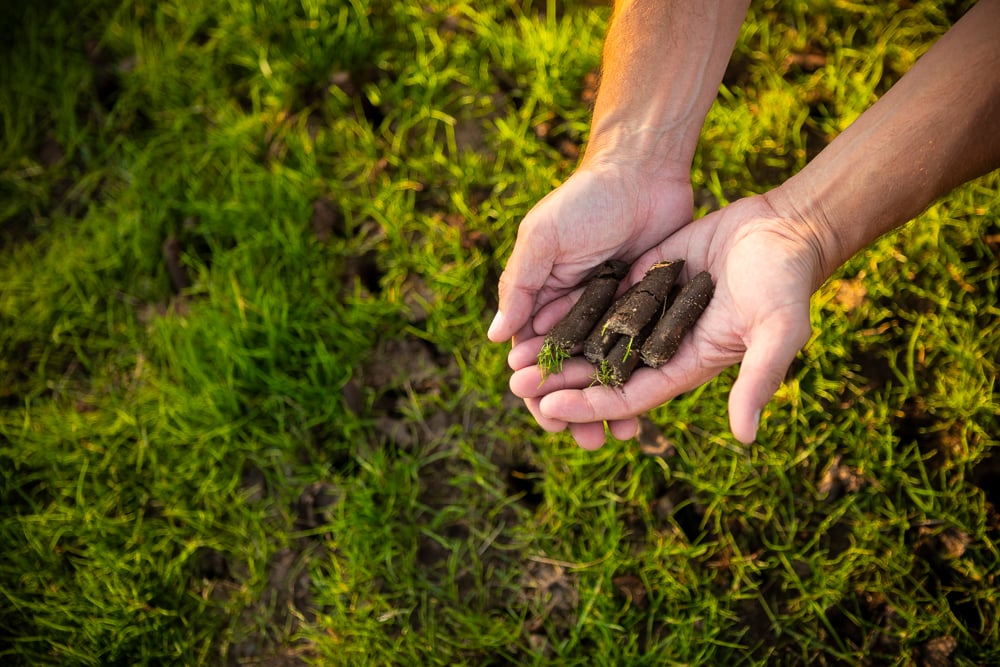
[583,0,751,173]
[772,0,1000,280]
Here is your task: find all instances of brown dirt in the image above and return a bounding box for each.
[641,270,714,368]
[603,260,684,339]
[546,259,628,351]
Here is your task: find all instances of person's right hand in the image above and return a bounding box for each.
[487,157,695,442]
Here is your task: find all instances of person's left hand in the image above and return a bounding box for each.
[507,194,825,448]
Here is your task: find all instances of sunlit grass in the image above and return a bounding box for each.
[1,0,997,664]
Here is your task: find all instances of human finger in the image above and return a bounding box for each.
[608,417,640,441]
[522,396,569,433]
[508,336,546,371]
[727,305,811,443]
[488,227,555,343]
[509,357,598,399]
[538,343,729,423]
[569,421,607,450]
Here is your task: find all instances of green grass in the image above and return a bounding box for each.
[593,359,616,388]
[538,339,571,381]
[1,0,998,664]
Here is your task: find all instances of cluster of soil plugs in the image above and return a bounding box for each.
[538,259,714,386]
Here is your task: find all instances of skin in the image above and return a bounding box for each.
[492,0,1000,449]
[487,0,751,448]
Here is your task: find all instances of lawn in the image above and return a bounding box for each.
[1,0,998,664]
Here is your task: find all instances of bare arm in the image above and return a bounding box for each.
[770,0,1000,278]
[583,0,751,172]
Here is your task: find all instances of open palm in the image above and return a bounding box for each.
[509,195,825,447]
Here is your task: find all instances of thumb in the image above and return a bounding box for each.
[727,305,811,443]
[488,235,553,343]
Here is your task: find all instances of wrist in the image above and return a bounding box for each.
[581,123,694,185]
[760,183,849,291]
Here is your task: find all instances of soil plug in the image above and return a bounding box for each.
[538,259,629,378]
[583,283,641,364]
[597,335,641,387]
[595,307,659,386]
[640,271,715,368]
[601,260,684,337]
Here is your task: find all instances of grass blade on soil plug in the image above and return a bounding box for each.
[538,259,628,378]
[640,271,715,368]
[600,260,684,337]
[537,340,571,381]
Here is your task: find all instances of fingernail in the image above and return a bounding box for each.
[487,311,504,340]
[752,409,762,440]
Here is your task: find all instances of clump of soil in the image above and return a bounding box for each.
[538,260,628,379]
[539,259,715,386]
